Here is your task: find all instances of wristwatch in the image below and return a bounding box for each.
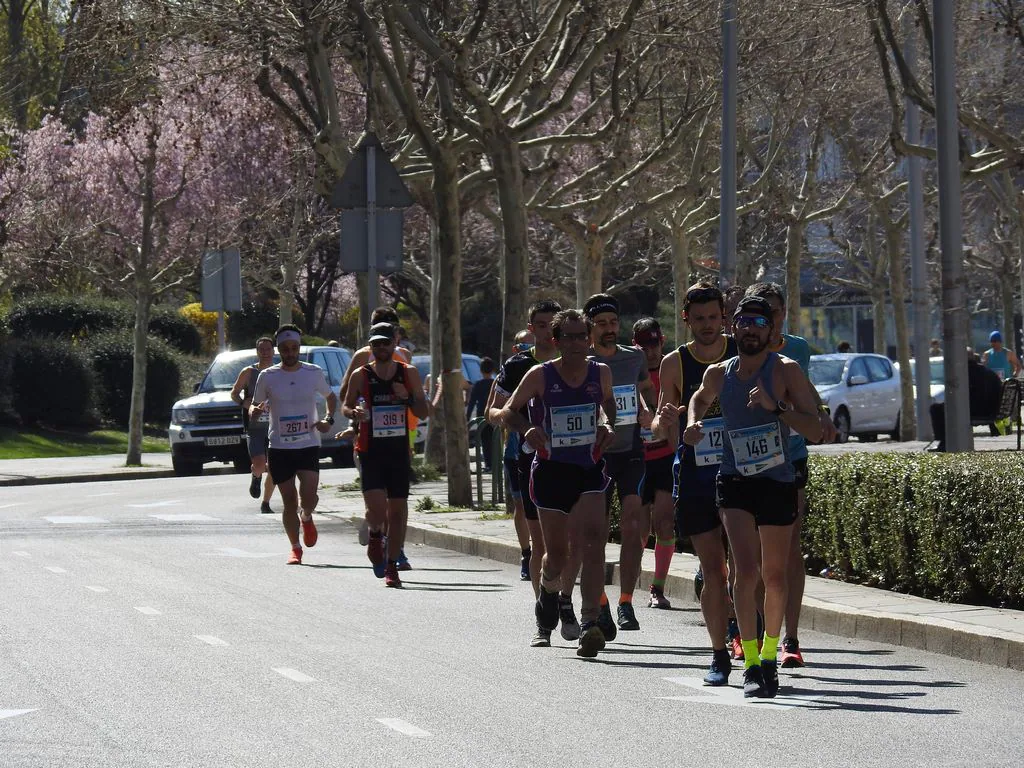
[325,415,335,425]
[773,400,791,415]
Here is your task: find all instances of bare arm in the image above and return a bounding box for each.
[403,366,429,420]
[682,364,725,446]
[775,359,824,443]
[230,368,250,407]
[340,348,370,404]
[600,364,617,428]
[499,366,544,433]
[341,369,368,422]
[651,351,681,443]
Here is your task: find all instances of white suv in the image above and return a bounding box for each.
[168,345,353,476]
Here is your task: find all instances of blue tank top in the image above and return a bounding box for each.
[535,361,604,466]
[719,353,794,482]
[987,348,1011,379]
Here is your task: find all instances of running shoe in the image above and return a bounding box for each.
[367,532,386,578]
[558,595,581,641]
[384,561,402,588]
[761,659,779,698]
[577,622,606,658]
[693,567,704,600]
[520,549,531,582]
[703,650,732,686]
[260,502,273,514]
[357,519,370,546]
[530,628,551,648]
[742,665,766,698]
[596,602,618,642]
[648,585,671,609]
[616,602,640,631]
[249,474,261,499]
[535,587,559,632]
[300,515,318,548]
[731,635,744,661]
[780,637,805,668]
[396,550,412,571]
[287,547,302,565]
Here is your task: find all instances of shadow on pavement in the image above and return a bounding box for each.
[780,684,961,715]
[791,673,966,689]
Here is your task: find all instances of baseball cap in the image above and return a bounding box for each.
[733,296,773,321]
[634,327,663,346]
[368,322,396,343]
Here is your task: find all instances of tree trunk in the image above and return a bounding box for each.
[871,289,886,355]
[425,217,446,469]
[7,0,28,130]
[574,234,605,307]
[1000,252,1015,349]
[785,221,804,334]
[671,227,692,347]
[884,223,916,440]
[490,137,531,360]
[279,259,296,327]
[433,151,472,507]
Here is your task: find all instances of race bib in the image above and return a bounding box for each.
[695,417,725,466]
[728,422,785,477]
[256,410,270,424]
[278,413,311,444]
[550,403,597,448]
[640,425,656,444]
[613,385,638,426]
[372,405,407,438]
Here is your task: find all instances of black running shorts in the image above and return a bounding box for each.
[675,495,721,537]
[642,453,675,505]
[517,450,538,520]
[792,458,809,491]
[716,474,798,527]
[603,451,646,505]
[530,459,609,515]
[359,451,411,499]
[504,458,522,499]
[267,446,320,486]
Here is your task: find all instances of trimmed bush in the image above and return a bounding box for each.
[149,307,202,355]
[9,337,94,426]
[0,338,17,425]
[805,452,1024,610]
[227,300,280,348]
[87,333,181,427]
[8,295,127,340]
[179,302,220,354]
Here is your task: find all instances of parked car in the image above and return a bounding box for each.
[168,345,354,476]
[411,353,484,452]
[809,353,901,443]
[896,357,946,404]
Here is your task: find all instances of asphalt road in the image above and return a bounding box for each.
[1,473,1022,767]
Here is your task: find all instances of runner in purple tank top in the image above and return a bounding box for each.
[499,308,617,657]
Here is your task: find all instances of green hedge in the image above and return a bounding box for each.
[87,333,181,427]
[805,452,1024,610]
[8,337,95,427]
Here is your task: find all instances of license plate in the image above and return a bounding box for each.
[204,435,241,447]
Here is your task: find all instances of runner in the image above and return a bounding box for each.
[745,282,837,668]
[501,330,536,581]
[651,283,737,685]
[341,322,429,588]
[982,331,1021,381]
[486,301,566,642]
[230,336,276,513]
[632,318,676,610]
[580,293,656,636]
[250,324,336,565]
[684,296,822,697]
[499,308,617,657]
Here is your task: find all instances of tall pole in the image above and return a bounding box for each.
[932,1,971,452]
[905,11,931,440]
[718,0,737,289]
[366,142,380,320]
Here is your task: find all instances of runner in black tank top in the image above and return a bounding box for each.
[230,337,276,512]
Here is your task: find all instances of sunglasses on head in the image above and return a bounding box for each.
[734,315,770,330]
[512,342,531,352]
[370,338,394,347]
[558,331,589,342]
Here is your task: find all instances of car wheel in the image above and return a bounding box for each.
[890,411,902,442]
[833,409,850,443]
[172,455,203,477]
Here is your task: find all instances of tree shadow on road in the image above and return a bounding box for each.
[403,567,503,573]
[791,673,966,689]
[778,684,961,715]
[399,580,510,593]
[800,660,927,672]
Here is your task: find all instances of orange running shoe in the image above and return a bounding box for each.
[301,516,318,548]
[287,546,302,565]
[780,637,805,668]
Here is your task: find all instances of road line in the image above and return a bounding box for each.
[85,493,117,498]
[45,516,108,524]
[126,500,182,509]
[44,566,67,574]
[134,607,162,616]
[149,514,219,522]
[195,635,230,647]
[0,709,37,721]
[85,586,109,593]
[212,548,279,559]
[0,503,25,509]
[375,718,431,738]
[660,677,829,710]
[12,551,30,558]
[272,668,315,683]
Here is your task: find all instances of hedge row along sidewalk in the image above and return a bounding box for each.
[804,452,1024,611]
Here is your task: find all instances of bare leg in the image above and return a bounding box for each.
[784,490,807,639]
[691,529,730,650]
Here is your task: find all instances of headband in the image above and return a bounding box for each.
[584,301,619,319]
[276,330,301,344]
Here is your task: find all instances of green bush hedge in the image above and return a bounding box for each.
[9,337,95,426]
[147,308,202,355]
[805,452,1024,610]
[87,333,181,427]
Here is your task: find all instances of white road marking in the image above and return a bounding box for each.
[44,566,67,574]
[195,635,229,647]
[12,551,30,558]
[0,503,25,509]
[85,586,109,593]
[0,709,37,721]
[85,493,117,498]
[212,548,279,559]
[45,516,108,524]
[149,514,219,522]
[375,719,431,738]
[272,668,315,683]
[134,607,162,616]
[126,500,183,509]
[660,677,829,710]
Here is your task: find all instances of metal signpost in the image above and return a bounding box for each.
[201,247,242,351]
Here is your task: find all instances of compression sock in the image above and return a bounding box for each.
[600,592,610,607]
[742,639,761,669]
[652,537,675,588]
[760,633,780,662]
[619,592,633,605]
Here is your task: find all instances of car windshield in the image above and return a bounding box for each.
[199,354,280,392]
[930,360,944,385]
[809,359,846,387]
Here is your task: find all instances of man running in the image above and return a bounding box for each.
[581,293,656,635]
[746,282,837,668]
[632,318,677,610]
[231,336,277,513]
[651,283,737,685]
[487,301,564,641]
[982,331,1021,381]
[500,330,537,582]
[685,296,821,697]
[500,308,616,657]
[250,325,336,564]
[341,322,429,588]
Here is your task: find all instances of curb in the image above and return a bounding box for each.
[0,466,236,487]
[335,513,1024,672]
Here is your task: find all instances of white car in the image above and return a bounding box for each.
[809,353,902,442]
[899,357,946,404]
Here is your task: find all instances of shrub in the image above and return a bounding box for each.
[7,295,127,340]
[179,302,220,354]
[805,452,1024,610]
[227,300,279,348]
[0,338,17,425]
[149,307,202,355]
[87,333,181,427]
[9,337,94,426]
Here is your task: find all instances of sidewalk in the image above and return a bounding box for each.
[2,450,1023,671]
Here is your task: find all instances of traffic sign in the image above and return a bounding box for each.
[201,248,241,312]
